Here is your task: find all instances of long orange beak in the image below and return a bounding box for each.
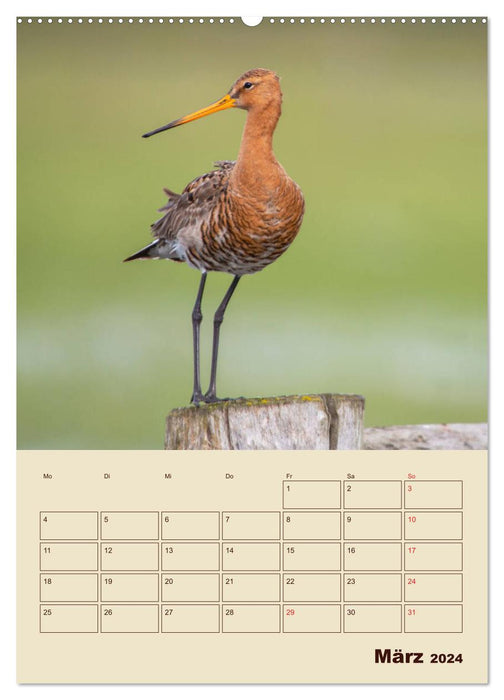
[142,94,236,138]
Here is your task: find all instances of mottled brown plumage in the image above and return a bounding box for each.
[125,69,304,403]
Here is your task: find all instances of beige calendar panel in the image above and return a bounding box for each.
[344,481,402,509]
[40,512,98,540]
[162,543,219,571]
[101,605,159,633]
[222,512,280,540]
[101,543,158,571]
[222,543,280,571]
[344,543,401,571]
[404,543,463,571]
[405,481,463,509]
[40,543,98,571]
[405,512,462,540]
[222,574,280,602]
[162,573,219,602]
[161,512,219,540]
[40,605,98,633]
[161,605,220,633]
[222,605,280,633]
[40,574,98,602]
[344,574,402,602]
[283,574,341,602]
[344,605,402,633]
[404,605,463,633]
[344,512,401,540]
[283,511,341,540]
[405,574,463,602]
[101,573,158,602]
[283,480,341,509]
[101,512,158,540]
[283,542,341,571]
[283,605,341,633]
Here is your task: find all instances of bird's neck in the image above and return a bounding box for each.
[231,104,282,191]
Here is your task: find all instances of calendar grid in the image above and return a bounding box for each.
[39,479,464,634]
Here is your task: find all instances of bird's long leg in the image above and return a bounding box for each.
[190,272,207,404]
[204,275,241,403]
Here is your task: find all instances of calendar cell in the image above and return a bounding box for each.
[283,574,341,602]
[283,605,341,633]
[222,605,280,633]
[404,574,462,602]
[343,574,402,602]
[344,481,401,509]
[100,604,159,633]
[343,543,401,571]
[101,543,158,571]
[101,573,158,602]
[222,512,280,540]
[404,543,463,571]
[283,480,341,509]
[344,605,402,633]
[283,542,341,571]
[222,573,280,601]
[283,511,341,540]
[404,605,463,633]
[161,573,219,602]
[40,574,98,602]
[161,512,219,540]
[222,542,280,571]
[40,542,98,571]
[404,481,462,509]
[40,605,98,633]
[344,512,401,540]
[161,605,220,633]
[162,543,220,571]
[40,512,98,540]
[101,512,158,540]
[404,512,462,540]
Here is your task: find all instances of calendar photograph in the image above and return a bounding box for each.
[15,15,489,688]
[17,17,487,450]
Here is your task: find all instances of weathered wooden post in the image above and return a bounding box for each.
[165,394,365,450]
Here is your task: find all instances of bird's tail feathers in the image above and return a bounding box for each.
[123,240,160,262]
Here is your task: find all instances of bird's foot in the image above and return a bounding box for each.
[203,392,229,404]
[190,391,206,405]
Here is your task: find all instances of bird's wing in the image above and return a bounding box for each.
[151,161,236,244]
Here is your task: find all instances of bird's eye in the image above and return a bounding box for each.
[243,81,254,90]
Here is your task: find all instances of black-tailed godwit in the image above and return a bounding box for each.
[124,69,305,404]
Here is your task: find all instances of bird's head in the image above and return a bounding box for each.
[229,69,282,111]
[142,68,281,138]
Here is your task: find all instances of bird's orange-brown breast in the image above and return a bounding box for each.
[196,165,304,275]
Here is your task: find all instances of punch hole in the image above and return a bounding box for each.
[241,17,263,27]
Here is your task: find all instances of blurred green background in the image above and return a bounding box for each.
[17,19,487,448]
